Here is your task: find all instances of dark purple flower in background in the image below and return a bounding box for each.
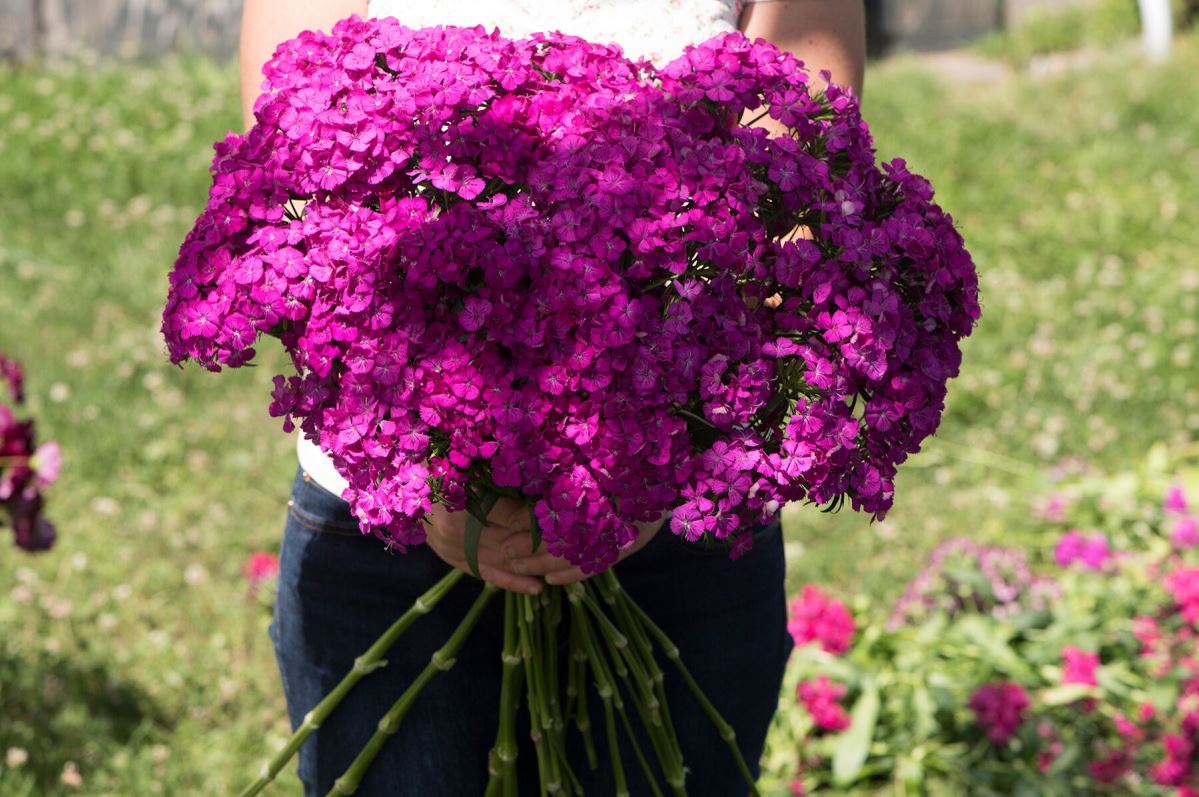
[0,353,23,403]
[0,351,58,552]
[969,681,1029,745]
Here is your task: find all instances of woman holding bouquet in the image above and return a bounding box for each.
[239,1,865,794]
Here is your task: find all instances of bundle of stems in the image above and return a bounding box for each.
[238,569,760,797]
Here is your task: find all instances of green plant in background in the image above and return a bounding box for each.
[761,443,1199,795]
[975,0,1141,64]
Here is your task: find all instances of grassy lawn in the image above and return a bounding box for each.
[1,33,1197,794]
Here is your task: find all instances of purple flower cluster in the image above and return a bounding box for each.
[888,537,1059,630]
[162,18,979,569]
[1054,529,1112,571]
[0,351,58,552]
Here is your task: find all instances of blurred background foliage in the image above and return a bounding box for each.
[0,10,1196,795]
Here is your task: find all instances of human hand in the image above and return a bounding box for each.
[423,497,545,595]
[500,512,669,586]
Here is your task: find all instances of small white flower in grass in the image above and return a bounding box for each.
[91,496,119,516]
[60,762,82,789]
[184,562,208,586]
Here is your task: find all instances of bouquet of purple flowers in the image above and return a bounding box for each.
[0,351,58,552]
[163,16,978,795]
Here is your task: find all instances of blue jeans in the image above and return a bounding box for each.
[271,468,792,796]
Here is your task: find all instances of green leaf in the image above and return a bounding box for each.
[912,683,937,738]
[526,495,541,553]
[832,679,880,786]
[1038,682,1096,706]
[463,487,500,580]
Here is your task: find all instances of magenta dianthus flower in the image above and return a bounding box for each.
[969,681,1029,745]
[1054,530,1111,571]
[1165,485,1189,515]
[1061,646,1100,687]
[787,585,855,654]
[1167,567,1199,625]
[1171,516,1199,549]
[796,676,851,732]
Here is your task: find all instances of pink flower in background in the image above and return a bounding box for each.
[969,681,1029,745]
[34,442,61,488]
[1171,516,1199,549]
[788,585,855,654]
[1036,722,1063,772]
[1150,733,1193,786]
[1054,530,1111,571]
[1062,647,1100,686]
[1165,485,1189,514]
[244,551,280,596]
[1134,616,1164,655]
[1037,493,1069,523]
[1166,567,1199,625]
[1113,713,1144,741]
[796,676,851,732]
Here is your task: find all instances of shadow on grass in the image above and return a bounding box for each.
[0,639,171,790]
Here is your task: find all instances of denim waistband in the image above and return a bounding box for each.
[288,466,783,556]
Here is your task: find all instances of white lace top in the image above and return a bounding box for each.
[297,0,770,497]
[365,0,763,65]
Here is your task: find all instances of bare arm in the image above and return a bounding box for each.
[239,0,368,130]
[739,0,866,120]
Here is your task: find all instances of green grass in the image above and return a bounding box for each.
[974,0,1142,65]
[1,34,1198,794]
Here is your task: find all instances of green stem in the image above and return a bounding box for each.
[325,584,499,797]
[615,695,667,797]
[589,581,684,793]
[485,591,524,797]
[602,695,629,797]
[520,594,559,795]
[598,576,678,750]
[236,570,464,797]
[570,640,598,770]
[570,594,629,797]
[622,588,762,797]
[581,587,682,794]
[671,405,718,430]
[741,108,772,128]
